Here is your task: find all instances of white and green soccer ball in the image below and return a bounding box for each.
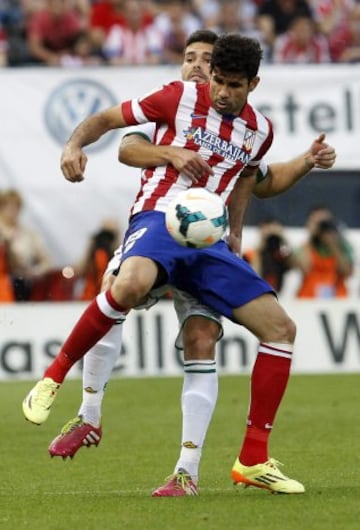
[165,188,228,248]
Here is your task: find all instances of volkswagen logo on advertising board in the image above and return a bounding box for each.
[44,79,118,152]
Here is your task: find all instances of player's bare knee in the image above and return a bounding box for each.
[184,334,216,360]
[111,271,151,306]
[269,315,296,344]
[183,318,218,361]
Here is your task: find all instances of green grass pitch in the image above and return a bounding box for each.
[0,374,359,530]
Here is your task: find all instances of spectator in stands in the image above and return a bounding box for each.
[328,3,360,62]
[69,0,90,27]
[208,0,273,61]
[296,205,354,298]
[310,0,355,39]
[204,0,258,33]
[89,0,153,54]
[3,0,92,66]
[207,0,252,35]
[154,0,201,64]
[257,0,312,55]
[0,190,53,301]
[272,14,331,63]
[243,217,297,293]
[26,0,85,65]
[89,0,126,52]
[76,218,121,301]
[191,0,219,29]
[102,0,163,65]
[61,30,105,66]
[257,0,313,36]
[0,0,26,65]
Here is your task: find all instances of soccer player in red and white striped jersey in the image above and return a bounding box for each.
[24,33,320,494]
[121,79,272,217]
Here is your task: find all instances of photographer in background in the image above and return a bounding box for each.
[76,218,121,301]
[244,217,296,293]
[296,205,354,298]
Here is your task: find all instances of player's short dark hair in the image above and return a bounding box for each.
[211,33,263,80]
[185,29,218,48]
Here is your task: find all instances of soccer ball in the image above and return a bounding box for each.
[165,188,228,248]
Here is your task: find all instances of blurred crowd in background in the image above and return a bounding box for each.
[0,189,122,302]
[0,188,356,302]
[0,0,360,67]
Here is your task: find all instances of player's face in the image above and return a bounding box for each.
[209,67,259,115]
[181,42,213,83]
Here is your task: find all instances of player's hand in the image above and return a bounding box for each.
[308,133,337,169]
[169,147,214,183]
[60,144,88,182]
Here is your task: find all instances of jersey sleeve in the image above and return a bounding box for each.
[122,123,156,143]
[247,116,274,168]
[121,81,184,126]
[256,159,269,183]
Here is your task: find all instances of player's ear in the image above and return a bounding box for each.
[249,76,260,92]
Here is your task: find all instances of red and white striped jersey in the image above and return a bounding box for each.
[121,80,273,215]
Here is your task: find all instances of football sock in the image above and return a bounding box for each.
[78,323,124,427]
[239,342,293,466]
[175,360,218,483]
[44,291,127,383]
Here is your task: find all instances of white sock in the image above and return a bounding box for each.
[78,323,123,426]
[174,360,218,484]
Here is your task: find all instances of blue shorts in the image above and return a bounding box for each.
[121,211,274,322]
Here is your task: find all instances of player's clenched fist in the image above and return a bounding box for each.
[60,144,88,182]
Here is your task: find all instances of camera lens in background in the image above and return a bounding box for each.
[264,234,283,253]
[317,219,337,233]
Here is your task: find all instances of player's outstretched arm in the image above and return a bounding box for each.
[61,105,127,183]
[253,133,336,198]
[119,134,213,182]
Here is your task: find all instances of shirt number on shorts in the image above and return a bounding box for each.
[123,227,148,254]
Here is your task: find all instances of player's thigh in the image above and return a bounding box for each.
[233,293,296,343]
[112,256,159,298]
